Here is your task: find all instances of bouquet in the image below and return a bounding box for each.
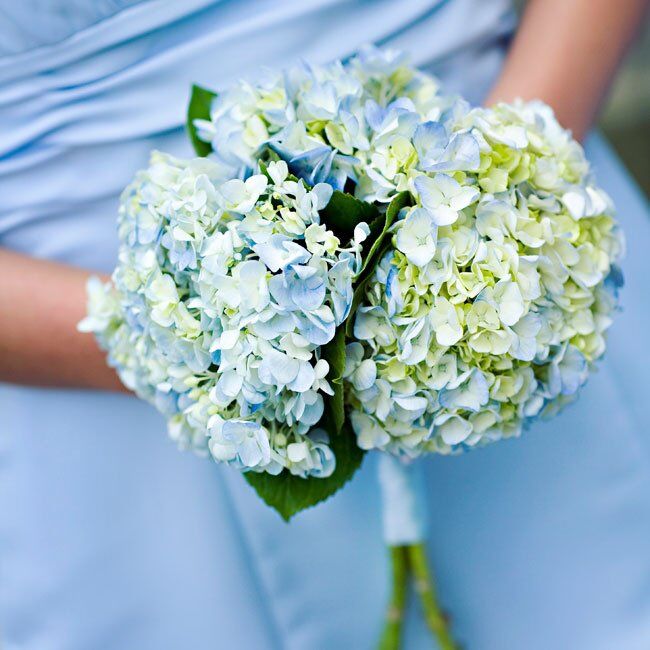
[80,46,623,648]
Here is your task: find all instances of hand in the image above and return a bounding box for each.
[0,248,129,392]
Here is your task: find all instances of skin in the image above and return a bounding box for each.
[485,0,649,140]
[0,250,125,392]
[1,0,647,392]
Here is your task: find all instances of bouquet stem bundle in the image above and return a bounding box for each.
[380,546,408,650]
[380,544,458,650]
[377,455,459,649]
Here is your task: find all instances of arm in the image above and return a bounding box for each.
[0,248,127,392]
[486,0,649,140]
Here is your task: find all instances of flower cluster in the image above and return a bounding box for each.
[80,152,367,477]
[194,45,443,197]
[83,47,623,487]
[345,100,624,456]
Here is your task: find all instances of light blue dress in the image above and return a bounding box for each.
[1,2,649,648]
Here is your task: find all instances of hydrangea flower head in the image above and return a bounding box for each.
[193,45,442,195]
[81,152,366,477]
[345,100,623,457]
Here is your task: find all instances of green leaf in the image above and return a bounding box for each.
[316,194,395,439]
[361,191,411,276]
[346,191,412,336]
[244,422,365,521]
[320,325,347,436]
[256,158,274,182]
[319,190,379,240]
[186,84,217,157]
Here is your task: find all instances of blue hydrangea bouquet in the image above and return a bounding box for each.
[81,46,623,649]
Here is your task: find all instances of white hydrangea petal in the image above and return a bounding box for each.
[395,208,438,266]
[437,415,473,446]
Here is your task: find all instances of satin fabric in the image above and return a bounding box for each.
[1,1,650,648]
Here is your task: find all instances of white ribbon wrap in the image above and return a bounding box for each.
[378,454,427,546]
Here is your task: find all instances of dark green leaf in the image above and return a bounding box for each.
[360,191,411,276]
[186,84,217,157]
[319,190,379,240]
[257,158,274,182]
[345,191,412,336]
[244,422,365,521]
[319,325,347,436]
[256,145,283,169]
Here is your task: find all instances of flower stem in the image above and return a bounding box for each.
[406,543,459,650]
[378,545,409,650]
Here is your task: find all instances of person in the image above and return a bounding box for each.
[1,1,649,648]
